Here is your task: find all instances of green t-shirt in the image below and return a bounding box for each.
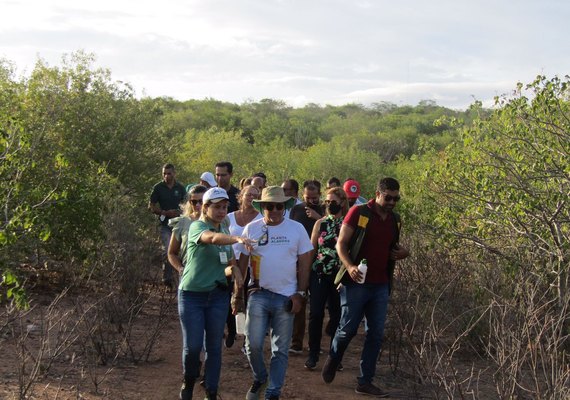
[168,216,194,266]
[180,219,234,292]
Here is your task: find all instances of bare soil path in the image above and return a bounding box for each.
[1,290,427,399]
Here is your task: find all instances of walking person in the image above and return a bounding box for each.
[237,186,313,400]
[321,177,410,397]
[177,187,254,400]
[168,185,207,273]
[225,184,262,348]
[149,163,186,290]
[215,161,240,213]
[288,180,323,354]
[304,187,349,370]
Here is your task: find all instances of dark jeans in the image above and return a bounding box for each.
[308,270,341,356]
[330,282,389,385]
[291,298,307,350]
[160,225,175,285]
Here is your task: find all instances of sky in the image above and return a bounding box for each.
[1,0,568,110]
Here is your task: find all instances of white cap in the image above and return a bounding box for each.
[203,187,229,204]
[200,172,217,187]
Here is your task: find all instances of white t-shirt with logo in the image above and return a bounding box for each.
[239,217,313,297]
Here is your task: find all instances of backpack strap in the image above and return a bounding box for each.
[334,204,370,285]
[387,211,401,294]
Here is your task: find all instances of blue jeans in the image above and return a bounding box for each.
[308,270,341,356]
[178,287,230,392]
[245,289,295,398]
[329,282,389,385]
[160,224,175,284]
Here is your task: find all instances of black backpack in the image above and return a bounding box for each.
[334,204,401,293]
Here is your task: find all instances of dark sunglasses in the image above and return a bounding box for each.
[190,199,203,205]
[324,200,339,205]
[263,203,285,211]
[383,195,401,202]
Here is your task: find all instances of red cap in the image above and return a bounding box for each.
[343,180,361,199]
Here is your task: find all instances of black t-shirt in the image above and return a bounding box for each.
[289,202,324,237]
[150,181,187,225]
[226,185,240,213]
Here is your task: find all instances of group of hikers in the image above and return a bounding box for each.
[148,161,410,399]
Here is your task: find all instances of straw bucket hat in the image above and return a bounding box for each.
[252,186,296,213]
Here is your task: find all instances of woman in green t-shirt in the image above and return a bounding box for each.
[177,187,254,400]
[168,185,207,276]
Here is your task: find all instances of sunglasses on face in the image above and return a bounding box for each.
[324,200,339,205]
[190,199,203,206]
[263,203,285,211]
[383,194,401,202]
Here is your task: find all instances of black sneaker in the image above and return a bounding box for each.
[304,354,318,370]
[180,380,194,400]
[337,362,344,371]
[355,382,389,397]
[246,380,267,400]
[321,356,340,383]
[225,333,236,348]
[265,397,280,400]
[204,390,218,400]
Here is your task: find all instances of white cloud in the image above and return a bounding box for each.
[1,0,568,109]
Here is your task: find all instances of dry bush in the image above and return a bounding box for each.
[484,269,570,399]
[386,229,570,399]
[387,234,486,399]
[0,194,175,398]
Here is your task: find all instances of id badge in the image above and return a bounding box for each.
[219,252,228,264]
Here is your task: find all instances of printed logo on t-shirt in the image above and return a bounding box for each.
[270,234,290,245]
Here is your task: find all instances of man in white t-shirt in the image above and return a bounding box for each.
[238,186,313,400]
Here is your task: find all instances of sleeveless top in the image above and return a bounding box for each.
[312,215,343,276]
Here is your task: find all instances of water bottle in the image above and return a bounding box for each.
[357,259,368,284]
[235,312,246,334]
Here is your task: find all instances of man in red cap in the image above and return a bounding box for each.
[343,179,365,208]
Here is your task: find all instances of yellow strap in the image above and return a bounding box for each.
[357,215,369,228]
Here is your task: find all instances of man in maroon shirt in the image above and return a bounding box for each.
[321,177,410,397]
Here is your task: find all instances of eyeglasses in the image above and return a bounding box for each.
[324,200,339,205]
[263,203,285,211]
[383,194,401,202]
[258,225,269,246]
[190,199,203,206]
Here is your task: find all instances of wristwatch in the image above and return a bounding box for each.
[296,290,307,299]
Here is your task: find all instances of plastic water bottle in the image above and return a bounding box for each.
[357,259,368,284]
[235,312,246,334]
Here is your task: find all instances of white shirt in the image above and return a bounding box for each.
[239,217,313,297]
[227,211,262,258]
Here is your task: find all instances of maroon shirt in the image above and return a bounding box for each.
[343,200,396,284]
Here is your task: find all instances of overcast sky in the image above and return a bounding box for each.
[1,0,568,109]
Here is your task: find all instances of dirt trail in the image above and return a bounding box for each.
[115,302,417,400]
[0,292,423,399]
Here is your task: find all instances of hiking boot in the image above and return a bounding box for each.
[246,380,267,400]
[180,379,195,400]
[355,382,389,397]
[321,356,340,383]
[304,354,318,370]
